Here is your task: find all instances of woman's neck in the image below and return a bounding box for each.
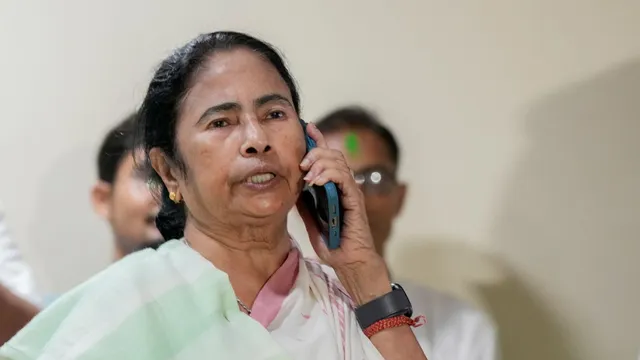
[183,219,292,307]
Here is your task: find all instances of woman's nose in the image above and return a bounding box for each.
[241,142,271,155]
[240,121,271,157]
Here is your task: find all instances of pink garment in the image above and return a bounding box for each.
[244,244,385,359]
[250,247,300,327]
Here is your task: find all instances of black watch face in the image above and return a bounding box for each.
[391,283,412,317]
[354,281,415,329]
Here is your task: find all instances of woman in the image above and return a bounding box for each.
[1,31,427,359]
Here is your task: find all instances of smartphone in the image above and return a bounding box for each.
[299,119,343,249]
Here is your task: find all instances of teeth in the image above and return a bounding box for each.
[246,173,275,184]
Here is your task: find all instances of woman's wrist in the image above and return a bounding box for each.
[334,252,392,306]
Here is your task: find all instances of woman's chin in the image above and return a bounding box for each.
[241,196,291,220]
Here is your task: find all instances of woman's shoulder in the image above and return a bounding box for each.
[1,240,232,359]
[58,239,212,299]
[47,238,224,311]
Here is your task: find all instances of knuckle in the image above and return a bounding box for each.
[330,168,343,179]
[309,148,323,158]
[331,149,345,158]
[311,160,326,170]
[312,161,329,173]
[340,168,354,180]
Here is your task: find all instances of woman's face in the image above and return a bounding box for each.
[170,48,305,229]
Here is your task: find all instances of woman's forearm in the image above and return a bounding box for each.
[369,325,427,359]
[335,256,428,360]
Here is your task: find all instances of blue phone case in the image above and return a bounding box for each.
[300,120,342,249]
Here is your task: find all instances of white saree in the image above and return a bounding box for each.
[0,239,384,360]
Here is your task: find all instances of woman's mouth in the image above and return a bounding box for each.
[245,173,276,184]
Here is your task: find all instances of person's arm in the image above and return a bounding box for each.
[0,284,39,344]
[298,123,427,359]
[0,206,40,306]
[336,256,428,360]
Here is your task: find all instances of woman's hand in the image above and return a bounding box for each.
[296,123,392,306]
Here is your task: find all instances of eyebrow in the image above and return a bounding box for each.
[196,93,293,125]
[197,102,241,124]
[254,93,293,108]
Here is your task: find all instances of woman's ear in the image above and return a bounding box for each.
[149,148,179,192]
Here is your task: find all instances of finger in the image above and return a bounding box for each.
[308,168,363,209]
[300,147,346,171]
[303,157,350,184]
[310,167,354,189]
[306,122,328,148]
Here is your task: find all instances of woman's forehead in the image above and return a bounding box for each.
[184,49,292,108]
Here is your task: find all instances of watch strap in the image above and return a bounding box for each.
[354,283,413,330]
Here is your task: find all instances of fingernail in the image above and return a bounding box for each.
[300,158,310,168]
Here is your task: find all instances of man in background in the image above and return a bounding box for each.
[1,113,163,344]
[315,106,498,360]
[90,113,163,260]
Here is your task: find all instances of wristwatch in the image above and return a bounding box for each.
[354,283,413,329]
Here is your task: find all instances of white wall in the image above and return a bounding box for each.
[1,1,639,359]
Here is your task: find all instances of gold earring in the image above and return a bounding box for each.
[169,191,180,203]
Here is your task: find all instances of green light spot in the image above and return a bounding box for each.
[345,132,360,158]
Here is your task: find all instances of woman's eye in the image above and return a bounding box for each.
[209,119,229,128]
[267,110,285,120]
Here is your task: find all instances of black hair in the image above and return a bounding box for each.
[315,106,400,166]
[136,31,301,241]
[97,113,137,183]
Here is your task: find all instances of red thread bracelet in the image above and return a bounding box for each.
[363,315,426,338]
